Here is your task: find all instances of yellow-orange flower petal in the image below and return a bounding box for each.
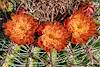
[64,8,96,44]
[3,12,38,45]
[37,22,70,52]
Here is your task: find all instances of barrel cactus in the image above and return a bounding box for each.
[0,0,100,67]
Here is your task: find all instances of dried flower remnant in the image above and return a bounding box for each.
[64,5,96,44]
[0,0,6,10]
[79,3,95,17]
[37,22,70,52]
[3,12,38,45]
[0,0,13,12]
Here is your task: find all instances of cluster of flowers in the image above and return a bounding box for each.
[3,4,96,52]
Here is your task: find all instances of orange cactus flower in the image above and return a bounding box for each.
[3,12,38,45]
[64,6,96,44]
[37,22,70,52]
